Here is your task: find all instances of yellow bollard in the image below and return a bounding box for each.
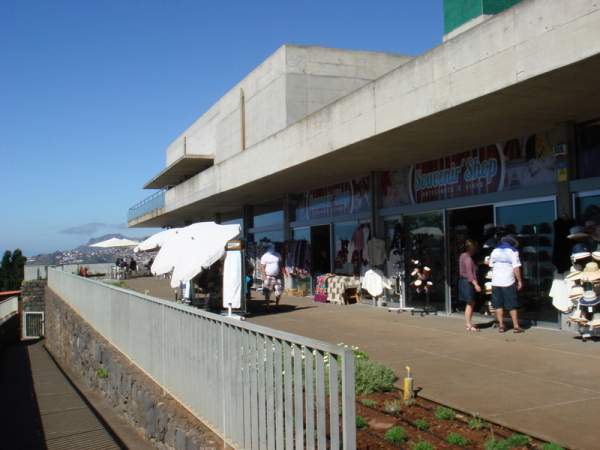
[403,366,414,402]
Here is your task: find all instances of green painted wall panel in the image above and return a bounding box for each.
[444,0,522,34]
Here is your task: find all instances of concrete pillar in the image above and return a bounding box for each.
[556,123,575,218]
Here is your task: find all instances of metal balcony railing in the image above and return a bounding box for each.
[128,189,165,222]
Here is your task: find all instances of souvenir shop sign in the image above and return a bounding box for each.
[411,145,501,203]
[382,133,557,207]
[295,176,371,221]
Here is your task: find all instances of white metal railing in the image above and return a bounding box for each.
[48,268,356,450]
[0,296,18,322]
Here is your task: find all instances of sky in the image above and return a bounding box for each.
[0,0,443,256]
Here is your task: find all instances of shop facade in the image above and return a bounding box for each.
[236,120,600,329]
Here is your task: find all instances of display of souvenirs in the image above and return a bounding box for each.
[551,220,600,341]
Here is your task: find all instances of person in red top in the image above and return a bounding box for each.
[458,239,481,331]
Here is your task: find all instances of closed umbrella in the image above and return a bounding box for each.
[134,228,180,253]
[151,222,241,288]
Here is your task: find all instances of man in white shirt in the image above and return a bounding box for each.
[489,235,524,333]
[260,245,283,306]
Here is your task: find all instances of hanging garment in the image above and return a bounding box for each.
[362,225,371,262]
[368,238,386,266]
[549,274,572,313]
[361,269,392,297]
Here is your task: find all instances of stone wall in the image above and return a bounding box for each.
[44,287,226,450]
[21,280,46,313]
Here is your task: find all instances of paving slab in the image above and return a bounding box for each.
[247,295,600,449]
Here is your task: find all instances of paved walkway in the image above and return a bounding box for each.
[248,296,600,450]
[0,340,151,450]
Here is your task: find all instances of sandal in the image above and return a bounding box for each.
[466,325,479,332]
[513,328,524,334]
[498,327,506,333]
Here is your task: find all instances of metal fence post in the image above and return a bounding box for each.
[341,348,356,450]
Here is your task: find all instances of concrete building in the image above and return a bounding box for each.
[129,0,600,328]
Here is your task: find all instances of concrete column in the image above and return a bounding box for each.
[370,172,384,239]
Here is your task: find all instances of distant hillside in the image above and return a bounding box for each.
[27,233,149,266]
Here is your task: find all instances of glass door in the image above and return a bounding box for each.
[403,211,447,312]
[494,197,557,325]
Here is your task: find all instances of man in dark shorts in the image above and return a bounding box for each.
[489,235,524,333]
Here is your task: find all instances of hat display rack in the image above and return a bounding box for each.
[562,221,600,341]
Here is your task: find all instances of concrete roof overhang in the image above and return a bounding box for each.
[132,53,600,228]
[143,155,214,189]
[129,0,600,228]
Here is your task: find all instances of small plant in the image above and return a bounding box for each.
[506,434,530,447]
[360,398,378,408]
[411,441,434,450]
[447,432,469,447]
[356,415,368,429]
[434,406,455,421]
[96,367,109,379]
[541,443,564,450]
[485,439,510,450]
[413,418,429,431]
[404,398,416,407]
[383,399,403,415]
[384,426,407,445]
[468,415,487,430]
[355,358,397,395]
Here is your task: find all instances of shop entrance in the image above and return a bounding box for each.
[403,211,446,312]
[447,205,494,312]
[311,225,331,275]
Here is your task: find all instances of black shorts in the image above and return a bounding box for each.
[491,284,519,310]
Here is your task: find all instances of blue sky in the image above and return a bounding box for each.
[0,0,443,256]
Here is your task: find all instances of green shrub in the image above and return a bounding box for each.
[434,406,455,420]
[447,432,469,447]
[541,443,564,450]
[506,434,530,447]
[384,426,407,445]
[360,398,378,408]
[413,418,429,431]
[383,399,403,415]
[485,439,510,450]
[96,367,109,379]
[468,415,487,430]
[411,441,435,450]
[355,358,397,395]
[356,415,368,429]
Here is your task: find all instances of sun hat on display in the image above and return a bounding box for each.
[568,225,589,240]
[568,308,588,324]
[570,286,584,299]
[593,251,600,262]
[484,281,492,294]
[579,282,600,307]
[571,243,591,262]
[569,263,600,282]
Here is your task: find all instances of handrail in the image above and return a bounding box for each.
[127,189,166,221]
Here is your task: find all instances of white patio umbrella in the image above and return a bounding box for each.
[90,237,140,248]
[133,228,180,253]
[151,222,241,288]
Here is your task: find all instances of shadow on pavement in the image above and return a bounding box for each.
[0,339,47,450]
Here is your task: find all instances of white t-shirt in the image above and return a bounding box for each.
[489,246,521,287]
[260,251,281,277]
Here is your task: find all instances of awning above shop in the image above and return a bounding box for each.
[144,154,214,189]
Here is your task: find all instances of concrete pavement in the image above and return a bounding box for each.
[248,296,600,450]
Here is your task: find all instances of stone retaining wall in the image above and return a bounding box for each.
[21,279,47,313]
[44,287,226,450]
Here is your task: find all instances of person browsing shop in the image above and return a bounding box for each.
[489,235,524,333]
[459,239,481,332]
[260,245,283,306]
